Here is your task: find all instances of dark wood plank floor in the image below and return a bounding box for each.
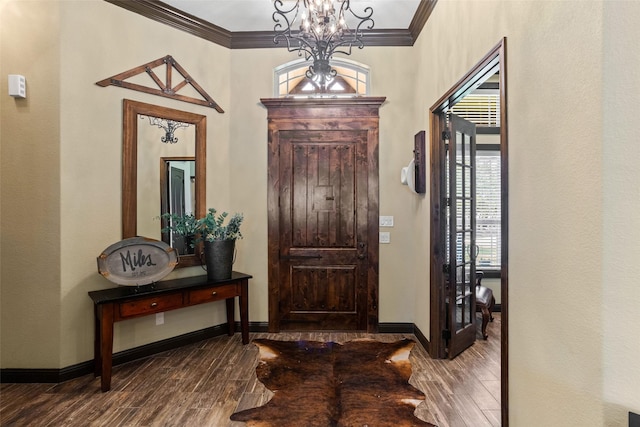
[0,314,500,427]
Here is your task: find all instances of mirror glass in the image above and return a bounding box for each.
[159,158,196,255]
[123,99,206,268]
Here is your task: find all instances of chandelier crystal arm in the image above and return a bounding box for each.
[329,4,373,54]
[273,0,315,58]
[272,0,297,40]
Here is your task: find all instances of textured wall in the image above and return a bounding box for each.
[602,2,640,424]
[412,0,640,425]
[1,0,62,368]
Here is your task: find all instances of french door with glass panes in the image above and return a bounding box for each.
[445,113,478,359]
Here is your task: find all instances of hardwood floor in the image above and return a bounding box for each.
[0,314,500,427]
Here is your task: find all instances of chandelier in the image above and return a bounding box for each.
[273,0,374,88]
[142,115,190,144]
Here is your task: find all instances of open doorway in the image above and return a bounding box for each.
[428,38,509,426]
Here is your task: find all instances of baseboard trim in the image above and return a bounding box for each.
[378,322,415,334]
[412,324,431,356]
[0,368,71,384]
[249,321,269,332]
[1,322,235,384]
[2,321,429,384]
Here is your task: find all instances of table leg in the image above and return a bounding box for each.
[99,303,114,392]
[93,305,101,377]
[240,279,249,344]
[225,297,235,336]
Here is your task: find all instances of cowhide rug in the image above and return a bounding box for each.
[230,338,436,427]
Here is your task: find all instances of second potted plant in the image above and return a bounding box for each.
[160,212,198,255]
[198,208,244,281]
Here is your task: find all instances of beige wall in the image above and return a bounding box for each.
[1,0,62,368]
[2,0,640,425]
[0,0,233,367]
[412,0,638,425]
[602,2,640,423]
[56,1,233,366]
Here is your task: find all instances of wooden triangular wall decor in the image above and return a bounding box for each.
[96,55,224,113]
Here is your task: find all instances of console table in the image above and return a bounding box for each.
[88,271,252,392]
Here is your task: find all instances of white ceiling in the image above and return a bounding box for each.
[161,0,422,32]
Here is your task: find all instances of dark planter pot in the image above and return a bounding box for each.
[184,235,195,255]
[174,234,195,256]
[203,239,235,281]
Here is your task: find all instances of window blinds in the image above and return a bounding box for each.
[476,149,501,269]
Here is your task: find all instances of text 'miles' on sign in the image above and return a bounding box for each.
[97,237,179,286]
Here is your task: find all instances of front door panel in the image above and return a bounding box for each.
[262,97,384,333]
[278,130,369,330]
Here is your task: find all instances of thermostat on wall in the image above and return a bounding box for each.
[8,74,26,98]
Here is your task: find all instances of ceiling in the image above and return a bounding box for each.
[162,0,421,32]
[106,0,438,49]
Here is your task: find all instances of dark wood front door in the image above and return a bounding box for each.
[262,97,385,332]
[278,130,368,330]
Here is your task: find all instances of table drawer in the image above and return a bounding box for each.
[118,293,183,319]
[188,284,238,305]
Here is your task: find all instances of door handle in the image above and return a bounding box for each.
[357,242,367,260]
[280,255,323,260]
[466,244,480,260]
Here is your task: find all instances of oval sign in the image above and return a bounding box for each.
[97,237,179,286]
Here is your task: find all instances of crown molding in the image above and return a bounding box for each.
[410,0,438,42]
[105,0,232,48]
[105,0,438,49]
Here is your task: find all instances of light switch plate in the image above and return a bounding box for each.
[379,216,394,227]
[379,232,390,243]
[8,75,26,98]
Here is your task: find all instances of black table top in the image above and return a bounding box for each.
[88,271,252,304]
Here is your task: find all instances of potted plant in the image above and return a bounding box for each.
[197,208,244,243]
[198,208,243,281]
[160,212,199,255]
[161,208,243,280]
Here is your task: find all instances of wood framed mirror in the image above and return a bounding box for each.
[122,99,206,268]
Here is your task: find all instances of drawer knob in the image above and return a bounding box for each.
[211,291,217,296]
[150,302,158,308]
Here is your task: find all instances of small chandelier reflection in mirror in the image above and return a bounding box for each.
[273,0,374,89]
[141,115,190,144]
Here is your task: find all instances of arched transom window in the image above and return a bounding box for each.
[274,58,370,98]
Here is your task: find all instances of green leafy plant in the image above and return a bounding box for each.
[160,212,199,237]
[161,208,243,243]
[197,208,243,242]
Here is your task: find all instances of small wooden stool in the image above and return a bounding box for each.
[475,272,495,340]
